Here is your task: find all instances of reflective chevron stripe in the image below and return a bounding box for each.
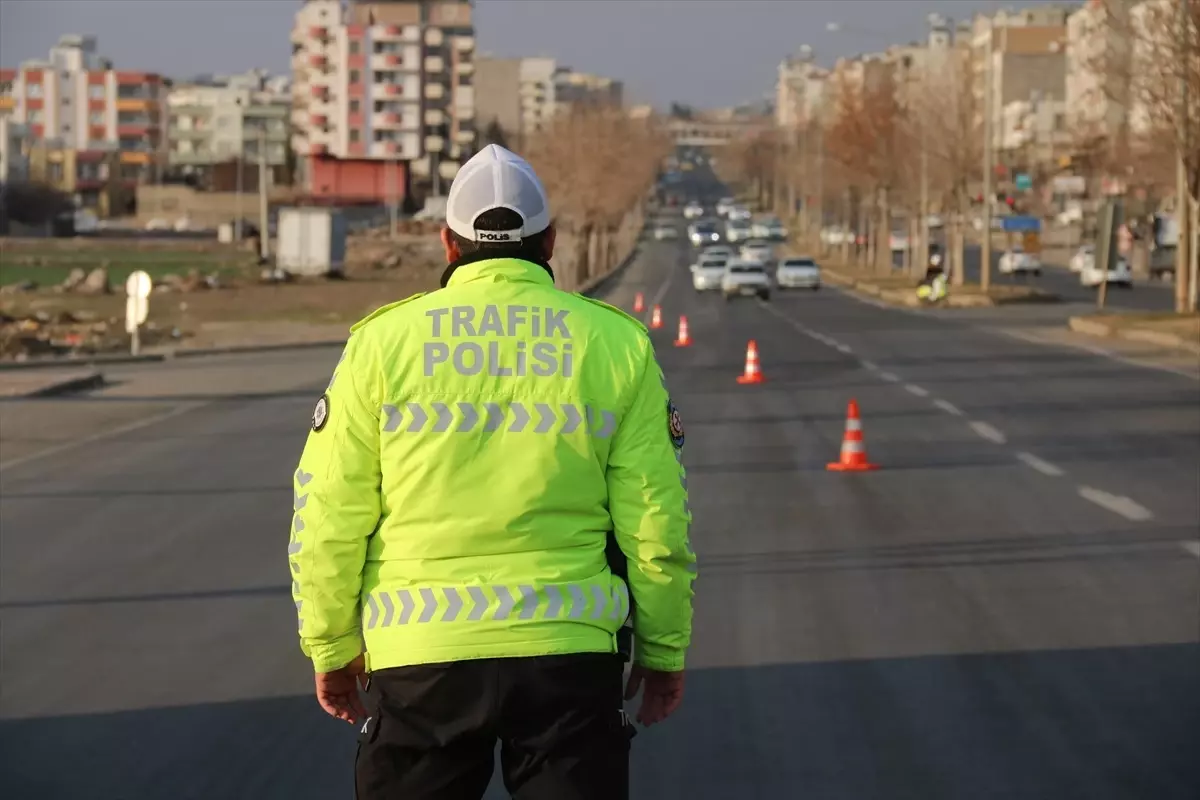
[289,467,315,634]
[379,401,616,438]
[361,580,629,630]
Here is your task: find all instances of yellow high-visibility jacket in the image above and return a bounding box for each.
[288,255,696,674]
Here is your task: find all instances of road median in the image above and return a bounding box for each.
[817,263,1060,308]
[1068,312,1200,354]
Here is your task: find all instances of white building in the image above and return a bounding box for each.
[518,57,558,136]
[1066,0,1135,147]
[0,117,31,183]
[289,0,476,201]
[775,50,827,129]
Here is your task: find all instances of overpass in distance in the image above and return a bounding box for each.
[666,116,765,148]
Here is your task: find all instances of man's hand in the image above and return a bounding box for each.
[315,654,368,724]
[624,664,684,726]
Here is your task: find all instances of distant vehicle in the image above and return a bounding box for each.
[652,222,678,240]
[1069,244,1095,272]
[821,227,854,246]
[725,220,752,243]
[998,247,1041,276]
[684,202,705,219]
[727,207,752,222]
[889,232,909,252]
[739,240,775,265]
[776,256,822,290]
[722,260,771,301]
[691,256,729,291]
[716,197,737,217]
[700,244,735,260]
[1079,256,1132,288]
[688,220,721,246]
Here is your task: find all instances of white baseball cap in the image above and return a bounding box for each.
[445,144,551,244]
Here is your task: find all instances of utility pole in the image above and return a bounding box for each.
[980,17,995,292]
[815,120,825,251]
[257,127,270,261]
[388,158,398,239]
[918,16,937,277]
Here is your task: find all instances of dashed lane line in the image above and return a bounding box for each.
[860,360,879,372]
[932,398,964,416]
[1015,451,1065,477]
[904,384,930,398]
[879,371,901,383]
[835,343,854,354]
[969,421,1007,444]
[1078,486,1155,522]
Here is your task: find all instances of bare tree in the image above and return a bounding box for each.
[826,72,910,273]
[523,105,670,289]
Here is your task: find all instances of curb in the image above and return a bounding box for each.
[21,370,105,398]
[1067,316,1200,354]
[1067,317,1114,337]
[169,339,349,359]
[0,354,164,371]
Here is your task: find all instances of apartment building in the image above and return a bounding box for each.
[1066,0,1136,152]
[27,139,128,217]
[475,56,622,149]
[168,70,291,190]
[0,35,167,186]
[775,49,828,129]
[971,6,1073,162]
[290,0,476,203]
[0,117,31,183]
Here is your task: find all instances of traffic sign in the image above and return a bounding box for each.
[126,270,152,299]
[1000,215,1041,232]
[1022,231,1042,253]
[125,296,148,333]
[1015,173,1033,191]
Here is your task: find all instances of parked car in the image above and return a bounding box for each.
[1079,256,1133,288]
[998,247,1041,276]
[1068,244,1095,272]
[691,256,729,291]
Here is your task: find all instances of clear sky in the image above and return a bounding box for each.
[0,0,1075,108]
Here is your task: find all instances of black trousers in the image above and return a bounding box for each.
[355,652,634,800]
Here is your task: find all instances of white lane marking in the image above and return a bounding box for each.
[904,384,930,398]
[860,360,879,371]
[835,343,854,354]
[969,421,1007,444]
[1078,486,1154,522]
[0,401,209,473]
[932,398,964,416]
[644,260,677,325]
[1015,451,1064,477]
[1180,541,1200,558]
[879,371,901,383]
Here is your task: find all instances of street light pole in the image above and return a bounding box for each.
[1178,0,1194,312]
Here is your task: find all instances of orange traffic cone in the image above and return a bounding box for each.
[633,292,645,313]
[674,316,692,347]
[826,399,880,472]
[736,340,765,384]
[650,305,663,329]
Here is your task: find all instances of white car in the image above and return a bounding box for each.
[725,222,752,243]
[1069,244,1095,272]
[1079,256,1133,288]
[889,233,909,252]
[739,240,775,265]
[776,256,822,290]
[700,244,735,260]
[727,207,752,222]
[998,248,1041,275]
[716,197,736,217]
[722,260,771,301]
[652,223,678,240]
[691,256,729,291]
[687,221,721,247]
[683,202,704,219]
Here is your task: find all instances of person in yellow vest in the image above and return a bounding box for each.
[287,144,697,800]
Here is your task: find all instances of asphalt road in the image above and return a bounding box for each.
[1,168,1197,798]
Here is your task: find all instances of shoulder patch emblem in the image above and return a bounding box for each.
[667,399,684,449]
[312,394,330,432]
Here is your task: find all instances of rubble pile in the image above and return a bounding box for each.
[0,308,181,361]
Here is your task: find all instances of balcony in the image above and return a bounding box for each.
[374,24,418,42]
[376,112,402,126]
[425,134,445,153]
[310,113,329,127]
[371,53,411,71]
[310,143,328,156]
[453,36,476,53]
[309,25,328,38]
[372,83,408,99]
[424,28,445,47]
[307,54,327,68]
[454,129,475,144]
[424,83,446,101]
[425,56,445,74]
[312,85,330,100]
[455,61,474,77]
[424,109,446,126]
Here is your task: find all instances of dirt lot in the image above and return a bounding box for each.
[0,228,447,359]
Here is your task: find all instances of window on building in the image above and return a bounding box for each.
[27,109,44,122]
[89,111,104,124]
[350,69,361,84]
[350,99,360,113]
[374,100,385,112]
[48,162,64,181]
[350,129,360,143]
[350,40,360,54]
[88,84,104,99]
[0,80,12,95]
[27,82,43,98]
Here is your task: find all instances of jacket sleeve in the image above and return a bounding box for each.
[289,333,382,673]
[606,339,697,671]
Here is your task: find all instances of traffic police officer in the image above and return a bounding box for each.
[288,144,697,799]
